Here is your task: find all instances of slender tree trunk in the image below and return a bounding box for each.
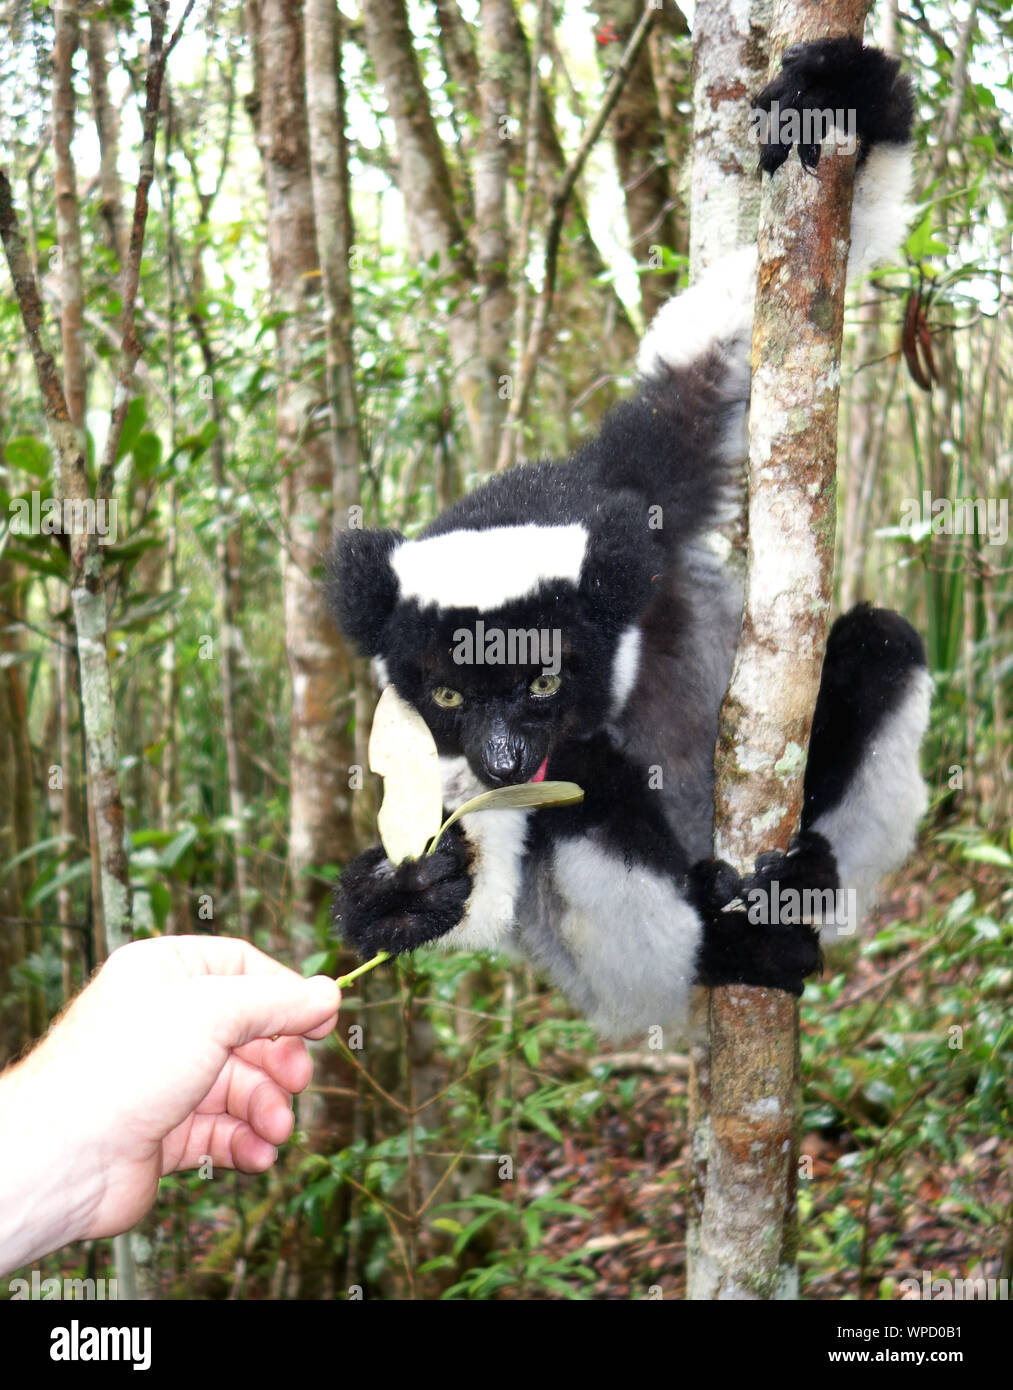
[360,0,495,471]
[595,0,682,324]
[303,0,375,847]
[58,638,82,991]
[693,0,872,1301]
[86,16,125,266]
[253,0,359,942]
[682,0,772,1289]
[53,0,87,435]
[54,0,91,989]
[0,644,31,1069]
[689,0,772,279]
[474,2,515,454]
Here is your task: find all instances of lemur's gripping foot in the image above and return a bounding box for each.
[689,832,834,995]
[752,37,915,176]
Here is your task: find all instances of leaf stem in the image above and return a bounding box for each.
[336,950,391,987]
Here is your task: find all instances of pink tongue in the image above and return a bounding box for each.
[530,759,548,783]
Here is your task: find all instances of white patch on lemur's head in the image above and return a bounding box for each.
[610,624,642,716]
[391,524,588,611]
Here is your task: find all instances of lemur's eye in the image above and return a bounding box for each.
[529,674,561,699]
[432,687,463,709]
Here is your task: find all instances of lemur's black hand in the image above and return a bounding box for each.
[689,831,835,995]
[334,823,473,959]
[751,37,914,176]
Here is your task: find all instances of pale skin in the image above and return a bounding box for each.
[0,936,340,1275]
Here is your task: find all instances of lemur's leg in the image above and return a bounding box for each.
[801,604,931,938]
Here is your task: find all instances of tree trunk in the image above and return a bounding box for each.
[474,1,515,450]
[53,0,87,435]
[693,0,871,1301]
[595,0,683,324]
[86,15,125,266]
[303,0,375,846]
[360,0,495,471]
[682,0,773,1290]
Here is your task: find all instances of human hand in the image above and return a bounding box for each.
[0,935,339,1271]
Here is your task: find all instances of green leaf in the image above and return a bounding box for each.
[523,1106,563,1142]
[25,857,92,908]
[962,843,1013,868]
[428,781,584,852]
[116,398,147,462]
[147,879,171,930]
[4,436,50,478]
[2,833,76,877]
[131,430,163,480]
[302,951,333,977]
[904,214,948,261]
[161,824,199,868]
[429,1218,463,1236]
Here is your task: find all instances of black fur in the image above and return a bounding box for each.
[802,604,928,830]
[752,37,914,175]
[336,823,473,959]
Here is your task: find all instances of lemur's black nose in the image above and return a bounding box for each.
[482,736,522,784]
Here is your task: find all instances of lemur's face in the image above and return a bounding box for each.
[384,606,608,788]
[330,521,656,789]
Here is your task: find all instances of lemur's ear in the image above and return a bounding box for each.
[327,528,403,657]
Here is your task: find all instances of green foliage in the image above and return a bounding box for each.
[798,843,1012,1296]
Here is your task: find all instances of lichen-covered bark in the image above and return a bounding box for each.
[695,0,872,1303]
[474,0,515,456]
[685,0,772,1300]
[689,0,772,278]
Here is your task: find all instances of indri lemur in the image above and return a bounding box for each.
[330,40,930,1040]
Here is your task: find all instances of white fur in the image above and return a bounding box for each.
[447,806,528,953]
[813,668,931,940]
[391,524,588,611]
[636,245,757,380]
[636,142,912,384]
[849,143,913,278]
[610,625,642,715]
[544,838,700,1042]
[434,754,527,955]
